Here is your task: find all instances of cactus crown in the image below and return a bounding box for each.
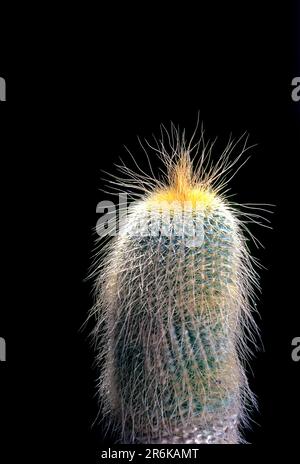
[146,152,216,209]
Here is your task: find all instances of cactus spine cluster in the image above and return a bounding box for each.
[92,127,261,444]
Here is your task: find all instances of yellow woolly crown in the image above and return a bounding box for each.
[146,152,217,209]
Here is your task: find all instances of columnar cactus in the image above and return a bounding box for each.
[92,127,261,444]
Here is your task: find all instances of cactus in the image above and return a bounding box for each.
[91,125,264,444]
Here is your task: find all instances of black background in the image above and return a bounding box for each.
[0,1,299,461]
